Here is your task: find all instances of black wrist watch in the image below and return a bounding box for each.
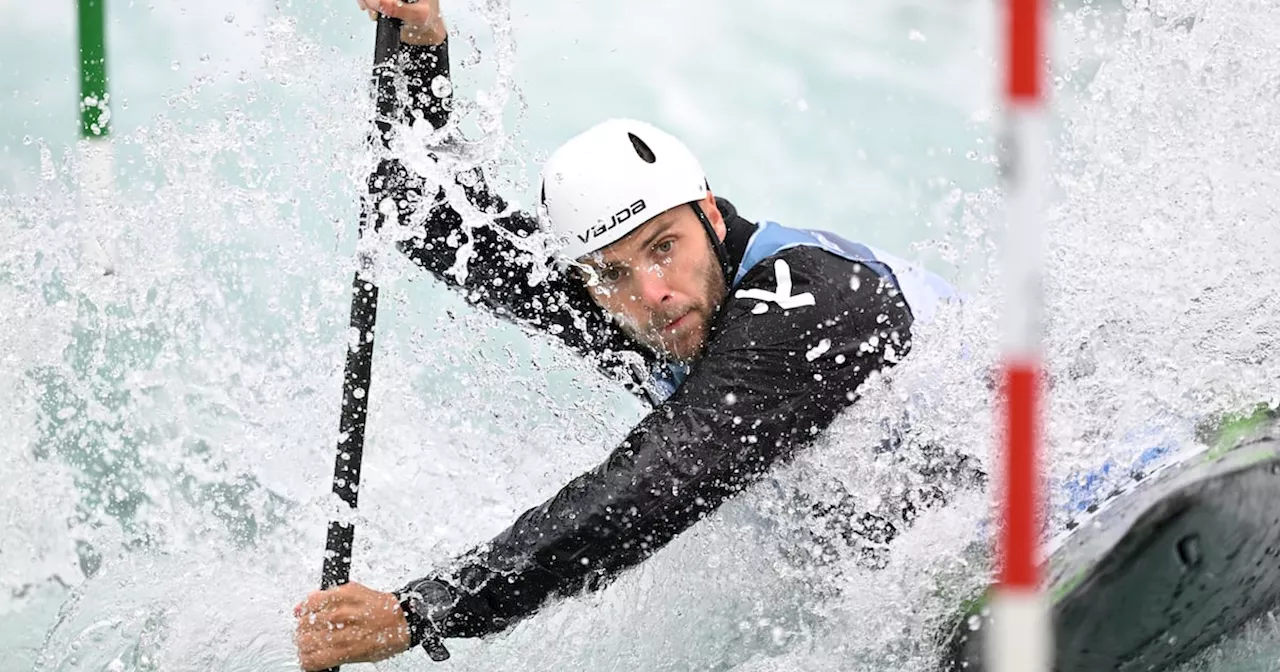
[397,588,452,662]
[401,581,458,660]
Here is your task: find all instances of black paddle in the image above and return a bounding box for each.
[318,14,404,672]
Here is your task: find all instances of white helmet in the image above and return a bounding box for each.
[539,118,709,261]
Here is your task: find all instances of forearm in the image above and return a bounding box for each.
[396,206,645,377]
[388,19,649,396]
[391,32,528,302]
[423,400,798,639]
[392,36,541,322]
[391,41,640,376]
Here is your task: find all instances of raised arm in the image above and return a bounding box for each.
[383,7,651,394]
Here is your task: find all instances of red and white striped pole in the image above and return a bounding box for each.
[988,0,1050,669]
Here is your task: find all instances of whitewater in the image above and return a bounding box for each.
[2,0,1279,670]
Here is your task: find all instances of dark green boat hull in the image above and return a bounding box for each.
[940,409,1280,671]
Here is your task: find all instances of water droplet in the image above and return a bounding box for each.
[39,146,56,180]
[430,75,452,99]
[225,13,235,23]
[170,60,181,71]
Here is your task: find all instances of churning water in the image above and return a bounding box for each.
[2,0,1279,670]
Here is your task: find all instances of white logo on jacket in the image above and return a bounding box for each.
[734,259,816,312]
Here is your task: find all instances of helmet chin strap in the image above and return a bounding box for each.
[690,201,733,288]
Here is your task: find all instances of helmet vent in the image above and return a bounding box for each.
[628,132,657,164]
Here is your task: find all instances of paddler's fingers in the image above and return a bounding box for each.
[296,587,343,617]
[295,600,354,638]
[298,590,329,614]
[322,582,377,610]
[372,0,406,19]
[360,0,395,20]
[296,627,350,672]
[360,0,407,19]
[295,606,400,670]
[375,0,437,22]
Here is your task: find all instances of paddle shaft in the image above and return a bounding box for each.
[318,15,404,672]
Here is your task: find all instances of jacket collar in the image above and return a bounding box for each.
[714,196,756,285]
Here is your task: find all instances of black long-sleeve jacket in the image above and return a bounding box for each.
[390,38,916,642]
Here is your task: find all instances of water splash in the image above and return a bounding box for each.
[4,0,1280,671]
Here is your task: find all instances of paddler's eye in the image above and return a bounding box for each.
[654,239,674,255]
[600,267,624,284]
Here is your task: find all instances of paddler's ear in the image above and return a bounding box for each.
[701,190,726,241]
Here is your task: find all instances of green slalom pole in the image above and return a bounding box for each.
[77,0,117,275]
[78,0,109,139]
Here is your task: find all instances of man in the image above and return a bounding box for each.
[294,1,969,668]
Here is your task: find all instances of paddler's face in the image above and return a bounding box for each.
[577,192,728,363]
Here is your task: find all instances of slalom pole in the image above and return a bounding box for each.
[317,15,404,672]
[987,0,1051,670]
[76,0,117,275]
